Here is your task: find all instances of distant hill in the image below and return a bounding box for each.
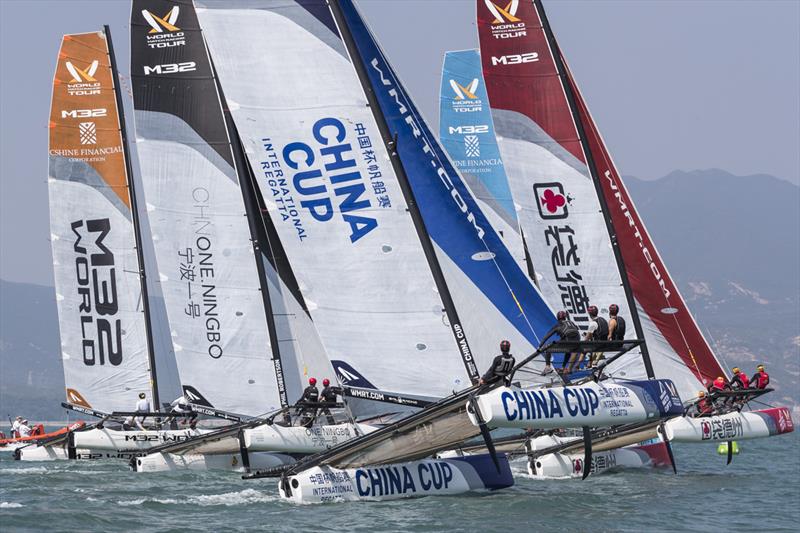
[1,169,798,420]
[0,280,64,420]
[625,169,799,408]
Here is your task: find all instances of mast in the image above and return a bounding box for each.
[178,29,295,407]
[533,3,655,379]
[328,0,479,383]
[104,25,161,406]
[214,72,291,408]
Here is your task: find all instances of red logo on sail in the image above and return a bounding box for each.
[534,182,569,219]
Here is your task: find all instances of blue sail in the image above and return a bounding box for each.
[439,49,527,275]
[440,49,517,226]
[339,0,555,350]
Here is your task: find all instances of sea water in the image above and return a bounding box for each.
[1,431,798,532]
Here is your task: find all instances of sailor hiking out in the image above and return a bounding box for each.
[690,391,713,417]
[319,378,342,425]
[480,340,515,386]
[730,367,749,389]
[124,393,150,430]
[584,305,609,370]
[751,365,770,389]
[295,378,320,427]
[540,311,580,375]
[170,393,198,429]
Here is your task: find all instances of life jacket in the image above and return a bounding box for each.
[610,316,626,340]
[493,353,515,377]
[557,320,580,340]
[712,377,727,390]
[753,371,769,389]
[320,386,338,403]
[301,386,319,403]
[592,316,609,341]
[734,372,749,389]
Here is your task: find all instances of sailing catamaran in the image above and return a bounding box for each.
[21,26,199,462]
[128,0,370,472]
[463,0,793,477]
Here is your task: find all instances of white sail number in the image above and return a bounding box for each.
[491,52,539,66]
[143,62,197,75]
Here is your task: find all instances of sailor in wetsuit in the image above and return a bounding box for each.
[479,340,515,386]
[540,311,580,375]
[295,377,320,427]
[318,378,342,425]
[607,304,627,347]
[584,305,609,370]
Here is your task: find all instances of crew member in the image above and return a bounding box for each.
[729,367,749,389]
[319,378,342,425]
[295,377,320,427]
[692,391,712,417]
[480,340,515,386]
[707,376,730,409]
[751,364,770,389]
[11,416,22,438]
[17,419,32,438]
[170,393,198,429]
[607,304,626,348]
[124,392,151,430]
[584,305,609,369]
[540,311,580,375]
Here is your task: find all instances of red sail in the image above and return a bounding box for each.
[563,60,725,386]
[477,0,725,388]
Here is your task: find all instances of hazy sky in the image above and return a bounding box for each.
[1,0,798,287]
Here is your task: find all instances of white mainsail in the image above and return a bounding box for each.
[49,30,155,412]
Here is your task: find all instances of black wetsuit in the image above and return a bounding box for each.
[295,385,319,426]
[319,385,342,424]
[482,352,516,386]
[541,319,580,367]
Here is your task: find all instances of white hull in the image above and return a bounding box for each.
[243,423,370,453]
[526,434,671,479]
[0,442,28,453]
[73,428,206,451]
[133,451,296,473]
[665,408,794,443]
[279,454,514,504]
[129,423,373,473]
[17,444,145,462]
[470,380,684,430]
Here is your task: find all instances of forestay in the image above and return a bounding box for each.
[49,30,154,412]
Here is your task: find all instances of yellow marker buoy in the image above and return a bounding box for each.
[717,441,740,455]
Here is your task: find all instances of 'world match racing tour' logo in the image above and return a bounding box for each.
[65,60,100,96]
[449,78,483,114]
[485,0,527,39]
[142,6,186,48]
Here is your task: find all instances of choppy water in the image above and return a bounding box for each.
[1,432,798,532]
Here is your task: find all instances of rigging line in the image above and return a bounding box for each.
[369,40,542,345]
